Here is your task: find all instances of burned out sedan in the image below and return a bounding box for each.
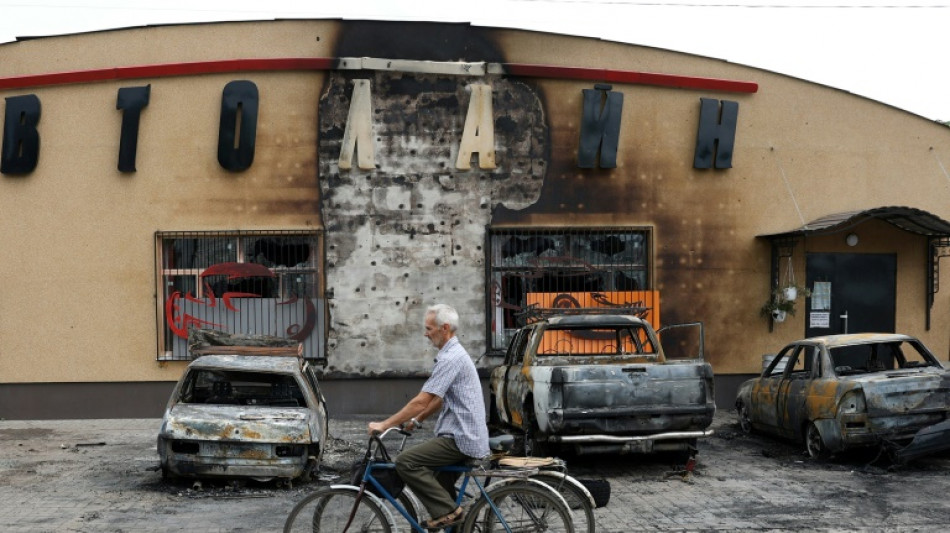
[735,333,950,463]
[158,350,328,481]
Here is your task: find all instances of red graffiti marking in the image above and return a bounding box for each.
[165,291,225,338]
[164,262,317,342]
[202,261,275,280]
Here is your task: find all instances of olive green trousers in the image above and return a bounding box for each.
[394,436,467,519]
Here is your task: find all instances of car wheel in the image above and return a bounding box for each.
[805,422,828,459]
[737,402,753,434]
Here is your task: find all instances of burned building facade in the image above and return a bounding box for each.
[2,20,949,417]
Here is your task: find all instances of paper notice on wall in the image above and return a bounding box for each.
[810,312,831,329]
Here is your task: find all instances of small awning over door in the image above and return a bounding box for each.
[758,206,950,239]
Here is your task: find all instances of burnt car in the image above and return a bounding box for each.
[158,350,329,481]
[735,333,950,463]
[490,313,715,456]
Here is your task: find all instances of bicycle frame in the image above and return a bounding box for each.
[349,428,525,533]
[361,460,519,533]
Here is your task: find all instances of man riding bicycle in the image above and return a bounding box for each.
[369,304,490,531]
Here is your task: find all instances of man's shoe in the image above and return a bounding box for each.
[420,506,464,531]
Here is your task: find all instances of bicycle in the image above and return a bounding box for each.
[284,426,575,532]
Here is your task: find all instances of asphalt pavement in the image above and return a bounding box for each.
[2,412,950,532]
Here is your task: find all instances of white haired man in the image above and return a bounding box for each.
[368,304,489,530]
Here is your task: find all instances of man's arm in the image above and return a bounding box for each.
[368,391,441,434]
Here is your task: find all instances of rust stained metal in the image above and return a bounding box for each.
[490,314,715,455]
[736,333,950,462]
[158,354,329,480]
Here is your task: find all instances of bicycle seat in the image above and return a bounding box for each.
[489,434,515,453]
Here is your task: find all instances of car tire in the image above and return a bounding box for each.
[737,402,753,434]
[805,422,829,459]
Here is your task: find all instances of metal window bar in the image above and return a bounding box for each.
[487,227,652,351]
[156,230,324,362]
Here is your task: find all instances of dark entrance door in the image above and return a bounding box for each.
[805,253,896,337]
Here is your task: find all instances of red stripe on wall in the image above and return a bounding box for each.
[0,57,757,93]
[503,63,758,93]
[0,58,337,90]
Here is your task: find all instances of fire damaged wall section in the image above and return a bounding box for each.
[318,70,547,376]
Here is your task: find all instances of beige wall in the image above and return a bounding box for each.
[2,20,949,389]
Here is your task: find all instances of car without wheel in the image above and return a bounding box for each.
[489,312,715,457]
[735,333,950,463]
[157,340,329,482]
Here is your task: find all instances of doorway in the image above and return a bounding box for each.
[805,253,896,337]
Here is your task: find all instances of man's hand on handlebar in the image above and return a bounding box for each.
[367,421,388,435]
[405,417,423,432]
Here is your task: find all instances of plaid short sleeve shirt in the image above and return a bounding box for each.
[422,336,490,458]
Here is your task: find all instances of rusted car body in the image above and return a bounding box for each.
[490,314,715,456]
[158,353,329,481]
[735,333,950,462]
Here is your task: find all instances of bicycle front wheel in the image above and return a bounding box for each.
[284,487,394,533]
[462,483,575,533]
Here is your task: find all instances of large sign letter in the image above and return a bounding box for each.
[1,94,41,175]
[456,84,496,170]
[694,98,738,169]
[116,85,150,173]
[217,80,259,172]
[338,79,375,170]
[578,84,622,169]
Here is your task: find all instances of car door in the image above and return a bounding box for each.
[776,346,817,439]
[303,364,330,453]
[752,344,800,432]
[491,327,531,427]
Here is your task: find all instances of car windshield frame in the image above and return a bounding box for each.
[534,324,658,357]
[829,339,941,377]
[177,368,309,407]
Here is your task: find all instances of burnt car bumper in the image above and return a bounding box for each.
[892,418,950,464]
[158,436,314,479]
[547,405,715,434]
[547,429,713,454]
[816,411,950,461]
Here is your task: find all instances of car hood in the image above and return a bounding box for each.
[847,369,950,416]
[160,404,313,443]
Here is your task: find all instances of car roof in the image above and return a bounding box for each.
[186,354,303,374]
[798,333,917,348]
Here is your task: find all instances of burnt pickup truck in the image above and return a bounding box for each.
[489,313,715,456]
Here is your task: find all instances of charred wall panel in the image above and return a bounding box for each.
[319,70,546,375]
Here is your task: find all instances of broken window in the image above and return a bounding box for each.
[178,369,306,407]
[487,227,652,351]
[537,325,657,357]
[156,231,324,361]
[831,340,939,375]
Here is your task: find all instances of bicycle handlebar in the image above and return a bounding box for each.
[371,426,412,439]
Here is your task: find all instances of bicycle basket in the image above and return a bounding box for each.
[350,437,405,498]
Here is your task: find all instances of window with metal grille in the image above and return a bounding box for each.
[487,227,653,352]
[156,230,324,361]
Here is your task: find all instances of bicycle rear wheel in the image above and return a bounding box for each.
[462,483,575,533]
[284,487,394,533]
